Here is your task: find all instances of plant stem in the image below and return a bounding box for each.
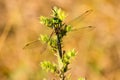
[54,26,63,59]
[54,25,65,80]
[56,33,66,80]
[56,33,62,59]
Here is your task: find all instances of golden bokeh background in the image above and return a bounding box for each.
[0,0,120,80]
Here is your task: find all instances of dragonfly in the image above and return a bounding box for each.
[23,9,95,52]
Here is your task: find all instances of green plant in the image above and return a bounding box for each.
[38,6,86,80]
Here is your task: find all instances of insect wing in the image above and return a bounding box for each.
[68,10,93,28]
[23,40,42,49]
[23,10,93,50]
[23,30,54,49]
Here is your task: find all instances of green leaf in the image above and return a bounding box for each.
[65,25,72,32]
[40,61,57,73]
[63,49,76,64]
[40,16,53,28]
[48,37,58,52]
[38,35,49,43]
[51,17,62,24]
[78,77,85,80]
[67,49,76,57]
[61,49,76,73]
[52,6,66,20]
[57,8,66,20]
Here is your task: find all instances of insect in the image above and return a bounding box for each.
[23,9,94,51]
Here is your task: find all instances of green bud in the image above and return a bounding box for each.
[38,35,49,43]
[52,6,66,20]
[78,77,85,80]
[65,25,72,32]
[40,61,57,73]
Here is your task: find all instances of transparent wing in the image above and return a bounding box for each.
[67,9,95,32]
[23,39,49,54]
[23,30,54,50]
[23,10,94,50]
[23,40,41,49]
[68,9,93,27]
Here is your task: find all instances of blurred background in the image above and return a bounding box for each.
[0,0,120,80]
